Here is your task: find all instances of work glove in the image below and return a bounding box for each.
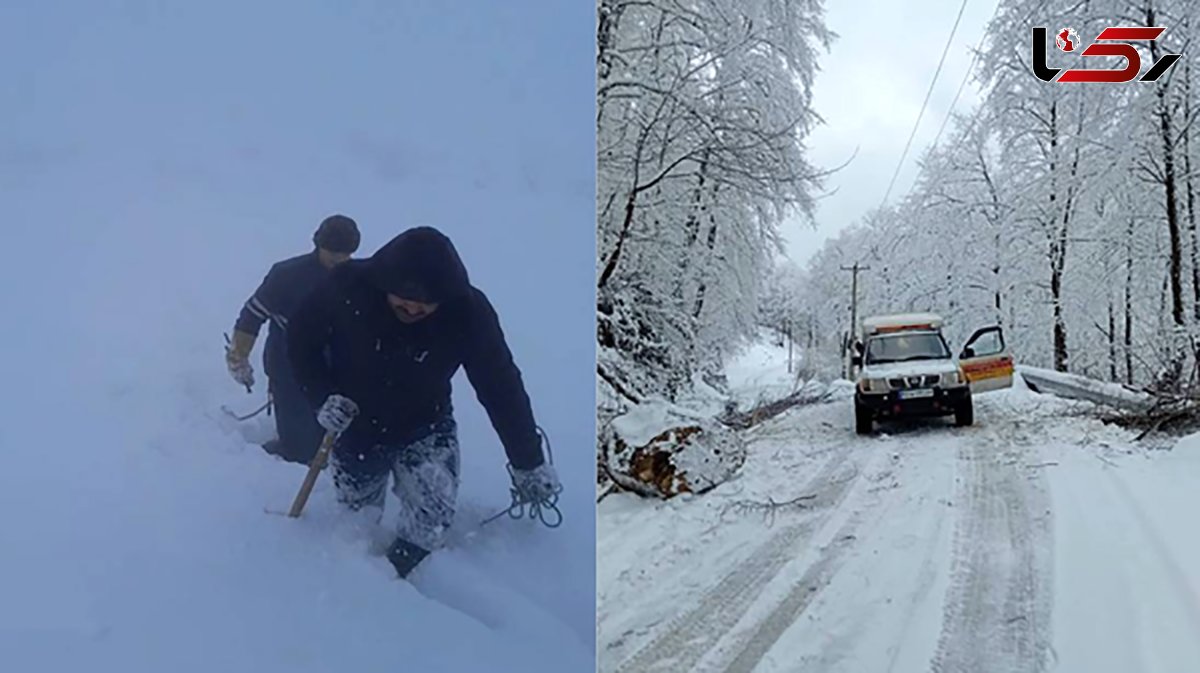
[317,394,359,433]
[225,331,256,390]
[510,461,561,503]
[226,354,254,389]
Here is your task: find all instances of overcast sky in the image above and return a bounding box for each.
[781,0,1000,265]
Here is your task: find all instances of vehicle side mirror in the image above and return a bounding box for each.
[960,347,975,359]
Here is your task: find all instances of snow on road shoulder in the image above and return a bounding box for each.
[1042,421,1200,673]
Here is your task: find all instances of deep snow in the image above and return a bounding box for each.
[598,341,1200,672]
[0,3,595,671]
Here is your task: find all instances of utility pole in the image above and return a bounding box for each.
[840,262,870,378]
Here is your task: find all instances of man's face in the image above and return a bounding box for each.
[388,294,439,323]
[318,248,352,268]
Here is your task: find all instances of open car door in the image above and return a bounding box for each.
[958,325,1014,393]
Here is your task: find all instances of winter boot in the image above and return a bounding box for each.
[261,438,284,458]
[386,537,431,579]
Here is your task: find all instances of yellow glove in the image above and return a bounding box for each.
[225,330,257,390]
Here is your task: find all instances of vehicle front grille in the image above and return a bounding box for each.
[887,374,940,389]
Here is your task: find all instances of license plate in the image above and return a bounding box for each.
[898,388,934,399]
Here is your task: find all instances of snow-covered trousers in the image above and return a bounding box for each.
[328,415,460,553]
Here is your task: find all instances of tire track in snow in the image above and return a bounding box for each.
[881,449,955,673]
[716,427,952,673]
[614,444,862,673]
[930,436,1054,673]
[718,515,862,673]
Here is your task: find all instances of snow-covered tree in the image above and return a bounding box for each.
[597,0,832,407]
[788,0,1200,392]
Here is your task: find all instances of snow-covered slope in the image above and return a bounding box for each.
[0,3,594,671]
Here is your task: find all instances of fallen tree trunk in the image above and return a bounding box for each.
[597,382,843,499]
[599,400,746,498]
[718,383,835,430]
[1016,366,1200,438]
[1018,365,1154,412]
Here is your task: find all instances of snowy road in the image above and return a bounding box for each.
[598,381,1200,672]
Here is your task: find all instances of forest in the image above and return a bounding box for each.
[787,0,1200,392]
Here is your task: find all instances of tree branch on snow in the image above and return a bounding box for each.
[721,493,817,526]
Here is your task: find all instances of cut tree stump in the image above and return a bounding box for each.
[600,410,746,499]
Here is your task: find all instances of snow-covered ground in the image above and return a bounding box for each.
[724,337,806,408]
[599,354,1200,672]
[0,3,594,671]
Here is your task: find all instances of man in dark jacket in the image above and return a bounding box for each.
[286,226,560,579]
[225,215,361,464]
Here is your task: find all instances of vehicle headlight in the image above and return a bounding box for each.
[942,370,963,385]
[860,377,885,392]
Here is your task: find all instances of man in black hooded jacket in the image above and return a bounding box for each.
[286,226,560,578]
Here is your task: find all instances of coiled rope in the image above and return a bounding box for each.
[481,425,563,528]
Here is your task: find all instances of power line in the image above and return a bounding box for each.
[879,0,971,209]
[930,39,982,150]
[929,0,1003,151]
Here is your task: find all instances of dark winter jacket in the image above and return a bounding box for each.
[234,250,334,381]
[286,227,544,469]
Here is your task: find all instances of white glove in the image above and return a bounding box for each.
[226,353,254,389]
[317,394,359,433]
[510,462,561,502]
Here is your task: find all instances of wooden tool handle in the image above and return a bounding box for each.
[288,431,337,518]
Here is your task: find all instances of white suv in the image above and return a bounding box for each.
[851,313,1013,435]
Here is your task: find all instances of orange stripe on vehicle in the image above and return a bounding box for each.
[962,361,1013,372]
[966,367,1013,382]
[962,360,1014,380]
[961,356,1012,369]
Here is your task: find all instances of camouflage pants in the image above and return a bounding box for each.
[329,416,460,552]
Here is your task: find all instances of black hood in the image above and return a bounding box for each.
[366,227,471,303]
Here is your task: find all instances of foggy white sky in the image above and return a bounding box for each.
[781,0,999,265]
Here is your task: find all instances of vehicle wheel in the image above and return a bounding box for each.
[855,402,873,435]
[954,397,974,427]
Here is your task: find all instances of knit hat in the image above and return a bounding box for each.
[313,214,361,253]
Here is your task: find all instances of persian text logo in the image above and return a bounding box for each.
[1032,26,1182,82]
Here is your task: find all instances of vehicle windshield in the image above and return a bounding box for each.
[865,332,950,365]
